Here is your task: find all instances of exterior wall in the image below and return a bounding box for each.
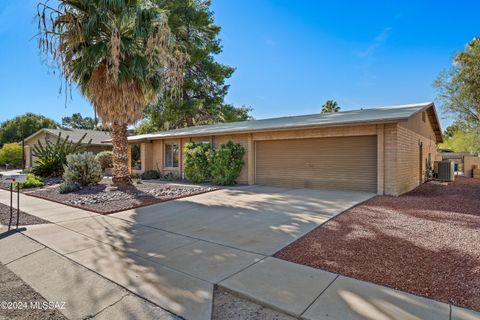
[464,155,480,178]
[134,117,439,195]
[393,111,438,195]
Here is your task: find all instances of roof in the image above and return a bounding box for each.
[126,102,443,143]
[25,128,112,146]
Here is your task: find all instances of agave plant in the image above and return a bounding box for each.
[31,132,90,177]
[37,0,186,185]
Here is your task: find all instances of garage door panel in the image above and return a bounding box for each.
[255,136,377,192]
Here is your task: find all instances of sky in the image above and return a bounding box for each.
[0,1,479,130]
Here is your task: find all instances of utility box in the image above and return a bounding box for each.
[435,161,455,182]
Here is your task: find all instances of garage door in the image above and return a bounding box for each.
[255,136,377,192]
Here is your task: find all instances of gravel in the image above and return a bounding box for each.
[275,177,480,312]
[0,203,50,227]
[28,182,217,214]
[212,287,296,320]
[0,263,67,320]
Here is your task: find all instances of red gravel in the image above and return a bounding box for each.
[275,177,480,311]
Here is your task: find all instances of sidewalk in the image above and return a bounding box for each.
[0,230,177,320]
[1,189,479,320]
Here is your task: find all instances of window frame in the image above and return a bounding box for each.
[164,143,180,168]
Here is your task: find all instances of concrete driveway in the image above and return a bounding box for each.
[1,185,374,319]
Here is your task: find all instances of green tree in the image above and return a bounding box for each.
[62,113,96,130]
[435,37,480,126]
[0,143,23,167]
[0,113,57,146]
[38,0,186,186]
[321,100,340,113]
[440,128,480,153]
[138,0,251,133]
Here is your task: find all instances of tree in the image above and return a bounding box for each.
[434,37,480,127]
[0,113,57,146]
[62,113,96,130]
[137,0,251,133]
[321,100,340,113]
[0,143,23,167]
[38,0,186,186]
[440,128,480,153]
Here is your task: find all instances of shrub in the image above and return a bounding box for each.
[59,181,80,194]
[141,170,160,180]
[63,152,103,186]
[95,151,113,170]
[163,172,179,181]
[209,141,245,185]
[183,142,211,183]
[31,132,89,177]
[130,173,142,184]
[0,143,23,167]
[14,174,44,189]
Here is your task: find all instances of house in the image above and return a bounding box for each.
[24,128,112,168]
[126,102,442,196]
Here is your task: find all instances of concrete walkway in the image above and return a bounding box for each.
[1,187,479,320]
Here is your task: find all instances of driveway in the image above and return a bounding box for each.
[1,185,374,319]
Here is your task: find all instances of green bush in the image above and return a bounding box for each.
[31,132,89,177]
[130,173,142,184]
[163,172,179,181]
[141,170,160,180]
[0,143,23,167]
[63,152,103,186]
[95,151,113,170]
[14,174,44,189]
[183,142,212,183]
[59,181,80,194]
[209,141,245,185]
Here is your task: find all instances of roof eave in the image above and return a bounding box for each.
[125,117,413,143]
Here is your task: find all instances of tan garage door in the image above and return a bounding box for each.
[255,136,377,192]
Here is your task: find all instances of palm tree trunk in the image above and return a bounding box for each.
[111,122,131,186]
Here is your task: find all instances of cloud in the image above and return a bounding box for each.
[356,27,392,58]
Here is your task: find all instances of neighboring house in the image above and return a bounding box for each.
[24,128,112,168]
[126,102,442,196]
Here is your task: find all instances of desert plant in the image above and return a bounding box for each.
[31,132,90,177]
[63,152,103,186]
[130,173,142,184]
[141,170,161,180]
[14,174,44,189]
[38,0,186,186]
[0,143,23,167]
[59,181,80,194]
[95,151,113,170]
[183,142,211,183]
[209,141,245,185]
[163,172,179,181]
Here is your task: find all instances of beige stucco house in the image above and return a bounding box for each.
[126,102,442,196]
[24,128,112,168]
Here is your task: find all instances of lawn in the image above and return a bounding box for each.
[275,177,480,311]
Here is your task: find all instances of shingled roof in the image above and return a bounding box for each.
[126,102,443,143]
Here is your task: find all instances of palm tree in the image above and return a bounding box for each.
[37,0,186,185]
[321,100,340,113]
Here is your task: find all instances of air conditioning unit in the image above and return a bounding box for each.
[435,161,454,182]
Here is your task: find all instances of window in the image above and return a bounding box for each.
[165,143,179,168]
[422,111,426,122]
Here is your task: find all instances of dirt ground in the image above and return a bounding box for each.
[275,177,480,311]
[0,203,50,227]
[212,287,296,320]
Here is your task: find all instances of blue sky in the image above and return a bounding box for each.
[0,1,479,129]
